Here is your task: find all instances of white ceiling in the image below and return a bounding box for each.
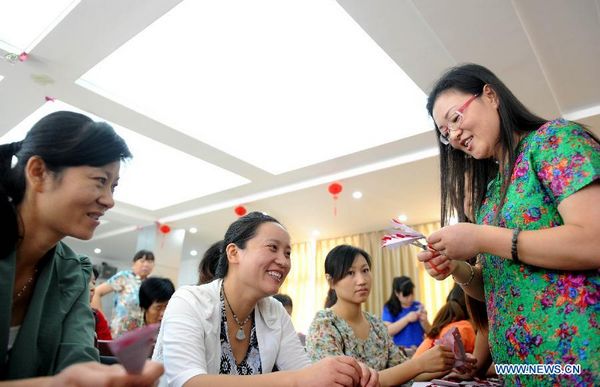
[1,0,599,265]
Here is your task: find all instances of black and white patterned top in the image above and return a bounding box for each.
[219,291,262,375]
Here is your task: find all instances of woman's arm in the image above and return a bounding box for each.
[418,308,431,333]
[472,329,492,378]
[416,253,486,302]
[449,261,485,302]
[183,356,369,387]
[383,312,417,336]
[90,282,113,312]
[55,257,100,372]
[379,345,455,386]
[0,361,163,387]
[427,184,600,271]
[55,288,99,371]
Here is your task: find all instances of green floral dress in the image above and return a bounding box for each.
[306,308,407,370]
[477,120,600,386]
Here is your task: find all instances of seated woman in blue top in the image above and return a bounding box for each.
[0,111,162,386]
[382,276,431,352]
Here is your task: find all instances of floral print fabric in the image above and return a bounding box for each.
[106,270,144,338]
[477,120,600,386]
[306,308,407,370]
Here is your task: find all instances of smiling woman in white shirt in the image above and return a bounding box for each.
[153,211,378,387]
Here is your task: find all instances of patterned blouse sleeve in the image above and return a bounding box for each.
[533,121,600,204]
[106,271,125,292]
[372,315,407,367]
[306,309,345,362]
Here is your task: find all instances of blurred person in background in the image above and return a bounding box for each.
[273,293,306,346]
[90,267,112,341]
[92,249,155,337]
[382,276,430,355]
[139,277,175,325]
[198,240,223,285]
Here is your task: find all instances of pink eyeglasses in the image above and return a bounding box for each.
[438,94,479,145]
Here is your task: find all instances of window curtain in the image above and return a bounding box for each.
[279,221,455,334]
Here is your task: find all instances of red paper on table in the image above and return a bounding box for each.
[108,323,159,374]
[381,219,425,248]
[434,326,466,368]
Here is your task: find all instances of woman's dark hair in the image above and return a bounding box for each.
[133,249,155,262]
[0,111,131,258]
[426,63,547,225]
[465,294,488,332]
[427,284,469,339]
[323,244,372,308]
[384,276,415,318]
[139,277,175,310]
[215,211,283,278]
[198,240,224,285]
[324,289,337,308]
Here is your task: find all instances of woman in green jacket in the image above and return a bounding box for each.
[0,111,162,386]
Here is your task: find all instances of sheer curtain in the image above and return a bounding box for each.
[279,221,455,334]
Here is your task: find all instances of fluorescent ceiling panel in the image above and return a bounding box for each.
[79,0,432,175]
[0,101,250,210]
[0,0,80,53]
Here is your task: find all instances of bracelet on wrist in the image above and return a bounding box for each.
[511,228,521,263]
[452,261,475,286]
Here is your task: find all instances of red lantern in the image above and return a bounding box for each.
[327,182,343,216]
[159,224,171,234]
[328,182,343,198]
[234,205,247,217]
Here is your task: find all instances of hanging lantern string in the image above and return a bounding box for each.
[327,182,343,217]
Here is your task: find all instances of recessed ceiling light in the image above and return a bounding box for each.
[188,227,198,234]
[398,214,408,222]
[352,191,363,199]
[312,230,320,237]
[78,0,430,175]
[94,248,102,254]
[190,250,198,257]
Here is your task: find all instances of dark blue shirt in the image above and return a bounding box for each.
[382,301,424,347]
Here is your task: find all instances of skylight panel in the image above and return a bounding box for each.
[1,100,250,210]
[0,0,80,53]
[79,0,431,174]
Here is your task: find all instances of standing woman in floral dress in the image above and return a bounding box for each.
[418,63,599,385]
